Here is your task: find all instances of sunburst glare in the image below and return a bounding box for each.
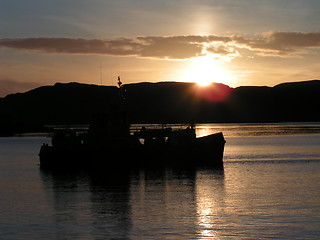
[179,55,233,86]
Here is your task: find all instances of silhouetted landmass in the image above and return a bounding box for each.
[0,80,319,135]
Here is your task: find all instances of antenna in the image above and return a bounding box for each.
[110,68,114,86]
[99,61,103,85]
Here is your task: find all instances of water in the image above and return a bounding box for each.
[0,123,320,239]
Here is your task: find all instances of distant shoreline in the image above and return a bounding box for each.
[1,80,319,136]
[2,121,320,138]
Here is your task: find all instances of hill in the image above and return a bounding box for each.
[0,80,319,135]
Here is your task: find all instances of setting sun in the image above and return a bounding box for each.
[179,55,233,86]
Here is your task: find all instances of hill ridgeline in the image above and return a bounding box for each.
[0,80,319,135]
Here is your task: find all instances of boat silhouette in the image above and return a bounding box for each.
[39,77,225,170]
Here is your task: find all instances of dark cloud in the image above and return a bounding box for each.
[233,31,320,55]
[136,36,204,59]
[1,32,319,59]
[0,38,141,56]
[0,35,234,59]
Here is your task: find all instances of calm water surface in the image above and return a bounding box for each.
[0,123,320,239]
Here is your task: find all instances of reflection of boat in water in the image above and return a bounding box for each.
[39,77,225,170]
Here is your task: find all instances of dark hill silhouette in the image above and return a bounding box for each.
[0,80,319,135]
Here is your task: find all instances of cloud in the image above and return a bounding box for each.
[233,31,320,56]
[136,36,204,59]
[1,31,319,60]
[0,38,141,56]
[0,36,234,60]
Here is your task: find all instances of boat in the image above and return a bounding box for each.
[39,77,226,170]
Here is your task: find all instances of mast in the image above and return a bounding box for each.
[117,76,125,102]
[116,76,129,135]
[117,75,122,88]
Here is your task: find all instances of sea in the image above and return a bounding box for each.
[0,122,319,240]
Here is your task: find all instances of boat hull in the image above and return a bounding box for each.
[39,132,225,170]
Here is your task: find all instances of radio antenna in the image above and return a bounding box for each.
[99,61,103,85]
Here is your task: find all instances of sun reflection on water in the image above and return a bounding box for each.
[196,125,221,138]
[196,170,225,239]
[197,207,219,239]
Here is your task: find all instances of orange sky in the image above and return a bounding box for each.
[1,0,320,97]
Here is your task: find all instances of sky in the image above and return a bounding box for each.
[1,0,320,96]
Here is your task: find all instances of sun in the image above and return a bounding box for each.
[179,55,232,86]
